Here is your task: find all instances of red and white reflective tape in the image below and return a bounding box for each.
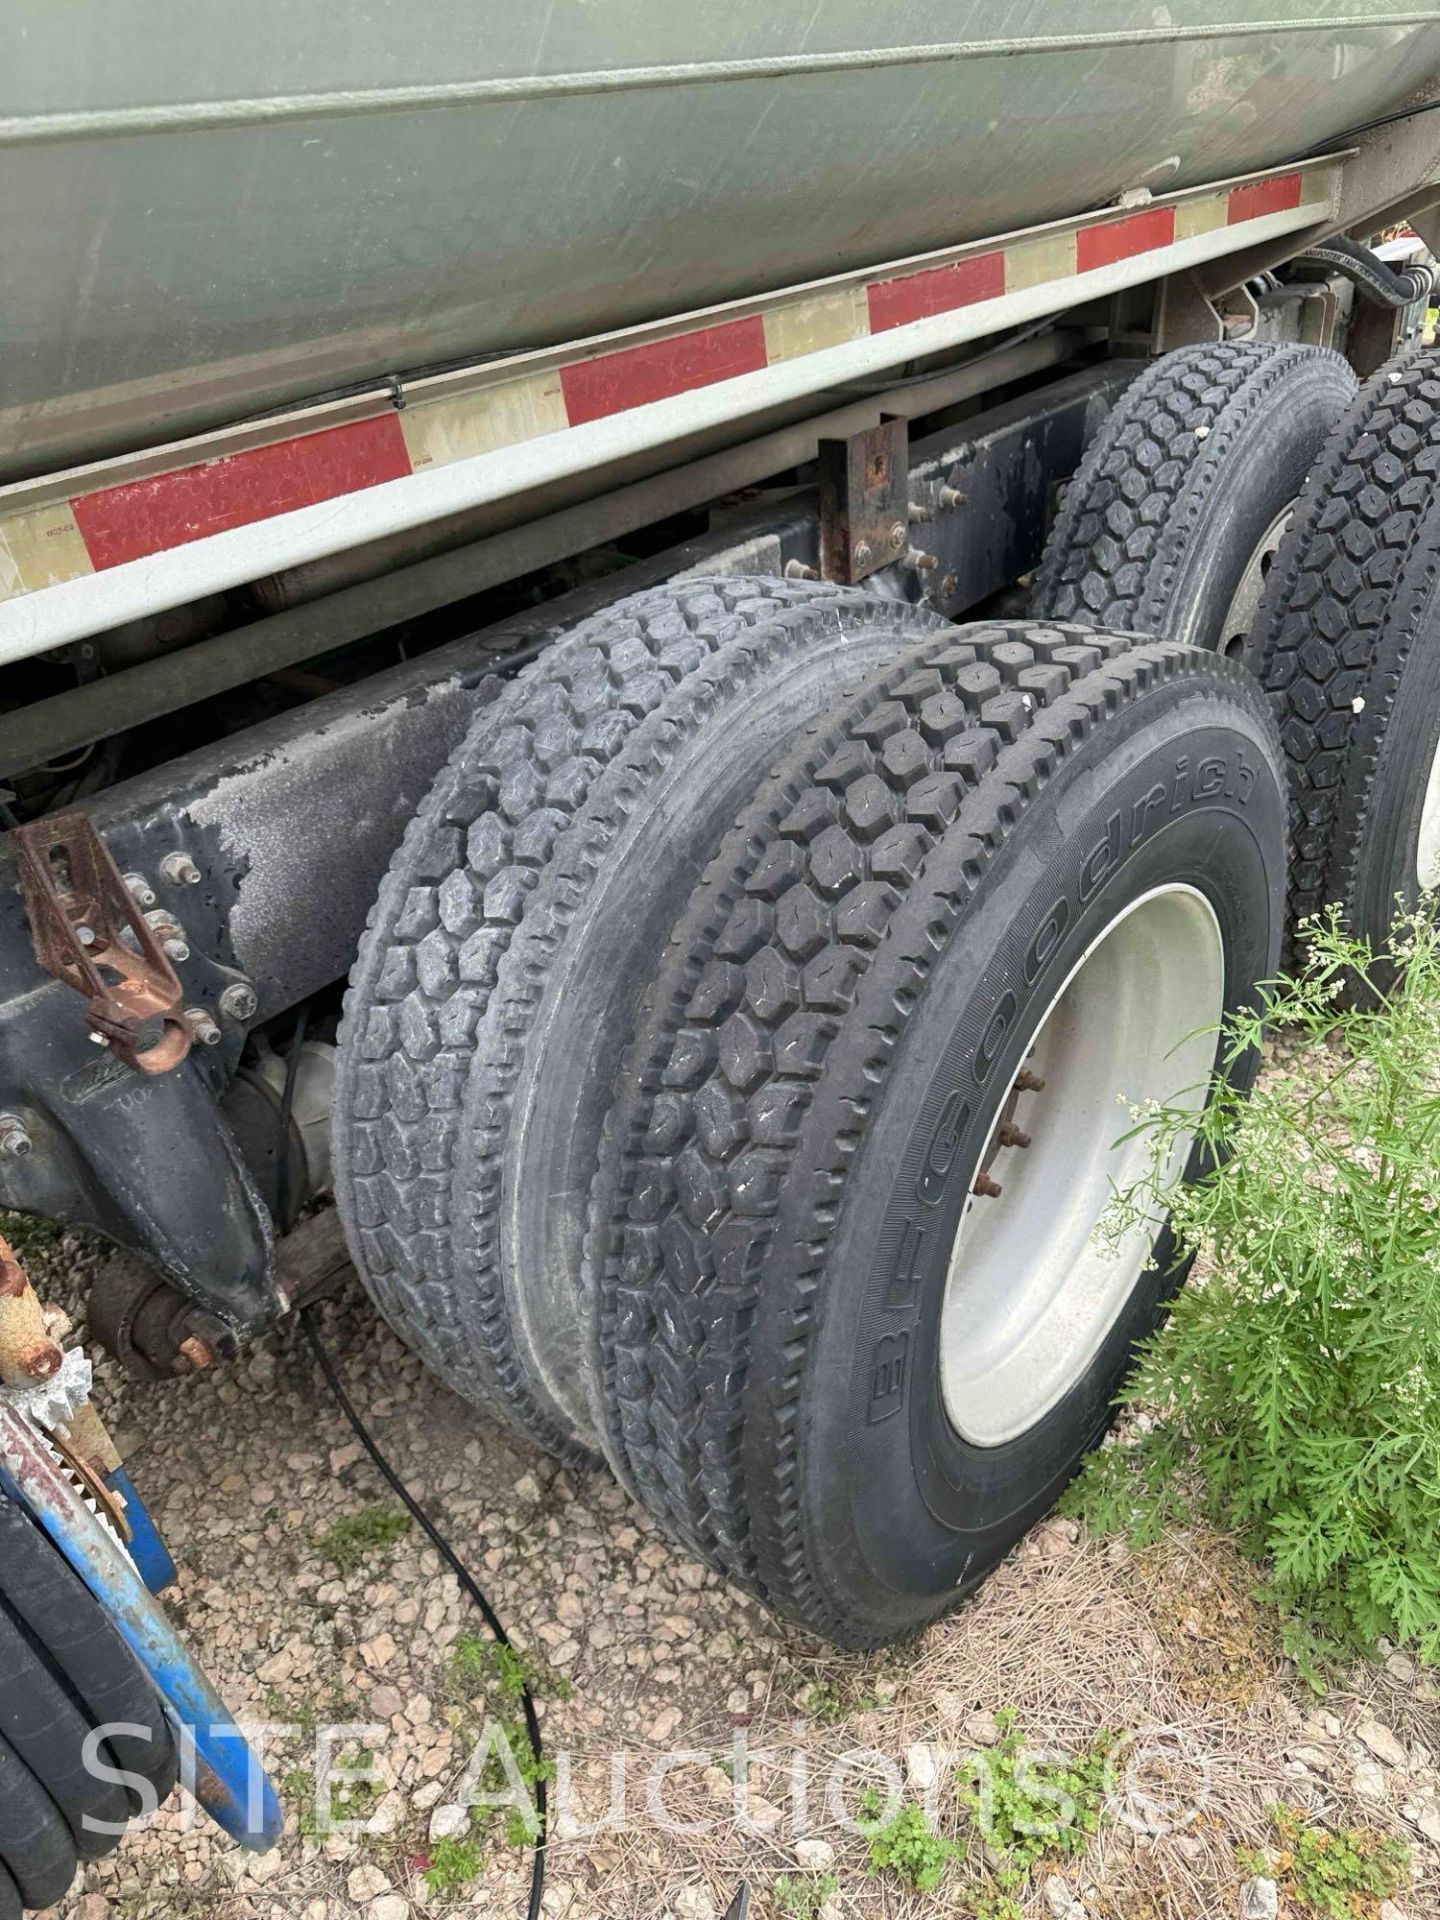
[0,160,1336,618]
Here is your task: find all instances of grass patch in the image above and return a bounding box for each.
[1244,1806,1409,1920]
[316,1506,410,1575]
[279,1750,381,1840]
[796,1677,876,1726]
[446,1631,571,1704]
[772,1871,839,1917]
[957,1709,1114,1919]
[423,1832,483,1897]
[861,1797,957,1894]
[0,1210,60,1261]
[1064,911,1440,1669]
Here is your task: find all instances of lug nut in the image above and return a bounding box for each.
[219,981,258,1023]
[973,1171,1003,1199]
[0,1114,32,1159]
[784,558,819,581]
[908,500,931,524]
[939,485,967,510]
[998,1122,1032,1149]
[160,851,201,886]
[185,1007,222,1047]
[1015,1069,1046,1093]
[906,548,939,572]
[172,1333,214,1376]
[122,871,157,908]
[163,937,190,963]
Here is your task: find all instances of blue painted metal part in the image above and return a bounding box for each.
[0,1406,282,1851]
[104,1466,178,1595]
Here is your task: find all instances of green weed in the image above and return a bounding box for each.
[1064,910,1440,1665]
[1243,1805,1409,1920]
[316,1507,410,1575]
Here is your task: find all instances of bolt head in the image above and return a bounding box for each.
[852,541,873,570]
[160,851,202,886]
[219,981,257,1023]
[184,1007,222,1047]
[122,872,157,908]
[888,521,907,550]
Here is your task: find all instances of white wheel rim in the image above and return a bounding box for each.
[1418,732,1440,892]
[940,886,1226,1447]
[1220,505,1292,658]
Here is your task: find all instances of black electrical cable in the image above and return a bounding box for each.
[274,1015,545,1919]
[1295,96,1440,161]
[299,1312,547,1920]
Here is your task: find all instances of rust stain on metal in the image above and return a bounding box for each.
[0,1236,64,1385]
[195,1761,227,1810]
[816,416,909,586]
[173,1334,214,1375]
[14,811,193,1075]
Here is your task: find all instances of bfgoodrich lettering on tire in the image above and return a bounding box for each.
[588,620,1286,1646]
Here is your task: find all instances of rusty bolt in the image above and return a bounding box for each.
[972,1171,1003,1199]
[888,521,907,551]
[939,485,967,510]
[998,1122,1032,1150]
[173,1334,214,1376]
[853,540,873,570]
[0,1114,32,1159]
[0,1244,64,1384]
[160,851,202,886]
[1015,1069,1046,1093]
[122,871,157,908]
[906,548,939,572]
[908,500,931,524]
[219,981,258,1023]
[185,1007,222,1047]
[784,558,819,582]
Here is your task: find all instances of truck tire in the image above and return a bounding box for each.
[334,578,949,1460]
[0,1497,177,1913]
[588,619,1286,1646]
[1031,342,1356,656]
[1248,348,1440,955]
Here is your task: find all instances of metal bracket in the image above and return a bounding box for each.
[817,416,909,584]
[14,812,192,1075]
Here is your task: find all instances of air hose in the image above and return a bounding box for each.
[1293,234,1435,309]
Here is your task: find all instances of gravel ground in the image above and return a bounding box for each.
[9,1218,1438,1920]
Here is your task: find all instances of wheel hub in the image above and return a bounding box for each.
[940,886,1225,1447]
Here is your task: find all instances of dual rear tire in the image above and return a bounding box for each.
[335,337,1436,1645]
[336,586,1289,1641]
